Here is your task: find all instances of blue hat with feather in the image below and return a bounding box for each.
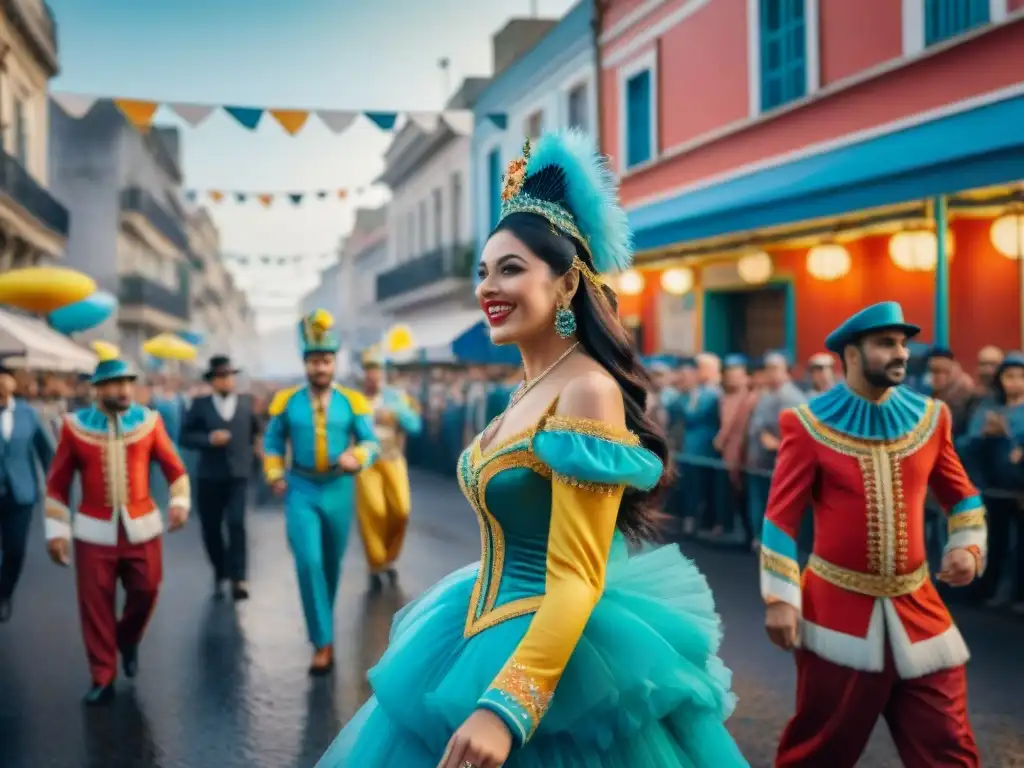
[497,130,632,285]
[298,309,340,357]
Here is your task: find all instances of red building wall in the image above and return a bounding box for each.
[1011,0,1024,11]
[818,0,903,84]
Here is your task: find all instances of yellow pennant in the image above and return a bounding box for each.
[337,189,348,199]
[208,190,225,203]
[258,194,274,207]
[269,109,310,136]
[114,99,160,133]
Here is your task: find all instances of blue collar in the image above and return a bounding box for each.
[73,403,150,434]
[806,382,930,441]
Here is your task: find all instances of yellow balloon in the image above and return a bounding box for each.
[385,324,414,354]
[91,341,120,362]
[0,267,97,314]
[143,333,197,361]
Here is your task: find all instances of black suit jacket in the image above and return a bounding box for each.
[181,394,261,480]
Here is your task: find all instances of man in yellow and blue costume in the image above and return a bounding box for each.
[263,309,379,675]
[355,348,423,591]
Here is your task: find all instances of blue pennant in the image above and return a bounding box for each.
[316,190,328,199]
[235,192,247,203]
[224,106,264,130]
[185,190,198,202]
[288,193,304,205]
[365,111,398,130]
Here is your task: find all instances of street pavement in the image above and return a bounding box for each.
[1,470,1022,768]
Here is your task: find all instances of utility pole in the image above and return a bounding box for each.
[591,0,608,154]
[438,57,451,104]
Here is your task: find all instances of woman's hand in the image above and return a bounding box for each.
[438,709,512,768]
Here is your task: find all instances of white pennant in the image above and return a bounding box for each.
[316,110,359,134]
[169,103,216,126]
[442,110,474,136]
[51,93,98,119]
[406,111,441,132]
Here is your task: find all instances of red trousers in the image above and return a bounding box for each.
[74,527,163,686]
[776,648,979,768]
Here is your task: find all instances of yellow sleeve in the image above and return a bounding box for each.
[476,476,622,745]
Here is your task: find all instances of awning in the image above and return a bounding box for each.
[389,308,483,364]
[630,90,1024,253]
[0,309,98,373]
[452,320,521,365]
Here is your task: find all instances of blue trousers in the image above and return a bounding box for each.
[285,473,356,648]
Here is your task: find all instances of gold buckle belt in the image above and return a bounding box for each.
[807,555,928,598]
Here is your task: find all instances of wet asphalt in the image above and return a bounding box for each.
[0,470,1021,768]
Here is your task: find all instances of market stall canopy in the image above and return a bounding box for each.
[388,309,482,364]
[452,320,521,365]
[0,308,98,373]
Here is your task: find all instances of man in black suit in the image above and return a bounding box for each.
[181,356,260,599]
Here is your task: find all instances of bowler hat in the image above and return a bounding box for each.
[204,355,240,381]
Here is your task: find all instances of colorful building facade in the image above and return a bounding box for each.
[599,0,1024,366]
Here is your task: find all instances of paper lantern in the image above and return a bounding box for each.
[47,290,116,334]
[888,230,955,272]
[385,324,414,354]
[143,332,197,361]
[0,267,96,314]
[806,244,851,281]
[617,270,646,296]
[737,251,773,284]
[659,268,694,296]
[990,214,1024,259]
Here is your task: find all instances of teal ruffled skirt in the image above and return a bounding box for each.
[317,546,748,767]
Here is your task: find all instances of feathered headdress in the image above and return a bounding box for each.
[498,130,633,281]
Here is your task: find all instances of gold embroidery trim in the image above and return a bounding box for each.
[760,548,800,584]
[67,410,159,447]
[793,400,938,458]
[491,658,555,727]
[890,455,908,572]
[541,415,640,446]
[858,455,883,574]
[949,508,986,532]
[808,555,928,598]
[552,471,620,496]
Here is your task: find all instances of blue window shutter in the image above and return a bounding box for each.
[925,0,989,46]
[626,69,652,168]
[488,149,501,229]
[759,0,807,112]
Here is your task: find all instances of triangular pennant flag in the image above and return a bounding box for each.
[209,191,225,203]
[270,109,310,136]
[288,193,304,205]
[316,191,328,200]
[224,106,264,130]
[51,92,98,118]
[316,110,359,134]
[185,190,198,202]
[277,257,287,266]
[258,193,273,207]
[337,189,348,200]
[364,111,398,130]
[115,99,160,133]
[261,255,271,264]
[169,103,216,126]
[234,192,247,203]
[487,113,508,130]
[407,111,440,132]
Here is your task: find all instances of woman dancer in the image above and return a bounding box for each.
[317,131,747,767]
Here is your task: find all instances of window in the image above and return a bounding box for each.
[406,213,415,259]
[759,0,807,112]
[432,187,443,248]
[525,110,544,140]
[13,98,27,166]
[487,148,502,230]
[567,83,588,131]
[451,172,462,245]
[625,69,653,168]
[924,0,989,46]
[418,200,427,253]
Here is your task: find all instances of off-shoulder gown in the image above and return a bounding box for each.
[317,403,748,767]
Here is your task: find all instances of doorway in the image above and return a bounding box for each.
[702,282,793,360]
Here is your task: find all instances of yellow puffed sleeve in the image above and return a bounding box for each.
[476,474,622,745]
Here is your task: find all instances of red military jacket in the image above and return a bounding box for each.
[760,384,986,680]
[45,403,190,546]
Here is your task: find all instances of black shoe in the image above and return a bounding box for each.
[231,582,249,601]
[368,573,383,593]
[83,683,115,706]
[0,598,11,623]
[120,644,138,678]
[386,568,399,588]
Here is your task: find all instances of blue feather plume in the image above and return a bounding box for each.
[525,129,633,274]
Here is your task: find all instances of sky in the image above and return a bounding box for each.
[48,0,578,330]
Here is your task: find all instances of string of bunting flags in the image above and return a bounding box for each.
[50,93,508,137]
[223,253,336,269]
[185,188,368,207]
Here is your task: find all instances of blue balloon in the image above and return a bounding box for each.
[47,290,116,334]
[177,330,203,346]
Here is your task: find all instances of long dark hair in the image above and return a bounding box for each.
[491,210,675,543]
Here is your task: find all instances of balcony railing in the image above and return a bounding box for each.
[119,271,190,321]
[376,244,475,302]
[120,187,189,252]
[0,150,68,236]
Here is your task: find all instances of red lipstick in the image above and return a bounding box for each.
[482,299,515,326]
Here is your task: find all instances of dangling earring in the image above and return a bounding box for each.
[554,300,577,338]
